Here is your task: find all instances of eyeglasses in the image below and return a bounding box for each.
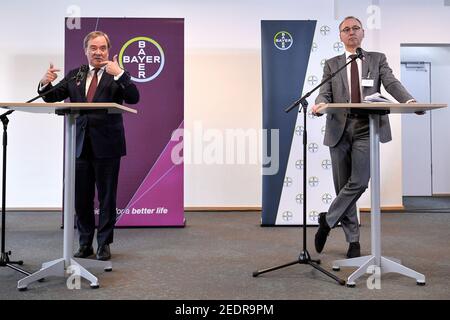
[340,26,362,34]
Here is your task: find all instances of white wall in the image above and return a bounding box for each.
[1,0,449,209]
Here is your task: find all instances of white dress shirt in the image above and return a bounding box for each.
[345,50,363,101]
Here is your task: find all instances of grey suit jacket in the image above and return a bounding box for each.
[315,50,414,147]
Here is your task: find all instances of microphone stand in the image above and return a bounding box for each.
[0,111,30,275]
[253,53,362,285]
[0,66,86,276]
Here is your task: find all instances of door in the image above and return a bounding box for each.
[401,62,432,196]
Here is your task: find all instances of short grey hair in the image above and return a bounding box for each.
[339,16,363,31]
[83,31,111,49]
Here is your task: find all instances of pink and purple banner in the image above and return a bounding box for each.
[65,17,184,227]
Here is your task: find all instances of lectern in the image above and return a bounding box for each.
[317,102,447,287]
[0,102,137,290]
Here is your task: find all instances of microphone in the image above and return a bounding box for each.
[75,65,89,85]
[356,47,365,59]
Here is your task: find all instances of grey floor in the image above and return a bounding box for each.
[0,204,449,300]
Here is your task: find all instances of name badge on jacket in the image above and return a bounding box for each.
[362,79,374,87]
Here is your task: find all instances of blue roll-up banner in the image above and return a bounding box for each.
[261,20,317,226]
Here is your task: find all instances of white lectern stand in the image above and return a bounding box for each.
[1,103,137,290]
[318,103,447,287]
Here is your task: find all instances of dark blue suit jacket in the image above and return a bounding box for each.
[39,67,140,158]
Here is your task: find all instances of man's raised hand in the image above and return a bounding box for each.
[41,63,60,86]
[100,55,123,76]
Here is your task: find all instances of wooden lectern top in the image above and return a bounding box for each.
[317,103,447,115]
[0,102,137,115]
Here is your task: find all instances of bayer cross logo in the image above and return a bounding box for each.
[308,143,319,153]
[320,59,327,68]
[308,176,319,187]
[322,159,332,170]
[284,177,293,187]
[119,36,165,83]
[296,193,304,204]
[322,193,333,204]
[295,126,304,136]
[308,75,318,86]
[282,211,293,221]
[274,31,293,50]
[320,25,331,36]
[333,42,344,52]
[295,160,304,170]
[308,211,320,222]
[311,42,318,52]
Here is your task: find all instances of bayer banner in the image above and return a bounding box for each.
[65,18,184,227]
[262,19,361,226]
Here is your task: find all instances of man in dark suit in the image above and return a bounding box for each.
[39,31,139,260]
[312,16,418,258]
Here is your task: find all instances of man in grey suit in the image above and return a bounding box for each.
[312,16,418,258]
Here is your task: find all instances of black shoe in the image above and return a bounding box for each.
[347,242,361,258]
[96,244,111,261]
[315,212,331,253]
[74,245,94,258]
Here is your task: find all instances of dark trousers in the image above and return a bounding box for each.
[327,117,370,243]
[75,136,121,247]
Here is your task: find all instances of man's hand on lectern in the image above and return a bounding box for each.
[312,103,325,116]
[100,55,123,77]
[407,99,426,115]
[40,63,60,86]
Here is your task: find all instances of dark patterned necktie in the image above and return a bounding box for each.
[86,68,100,102]
[349,55,361,103]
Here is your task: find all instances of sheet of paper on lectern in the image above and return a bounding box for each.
[363,92,395,103]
